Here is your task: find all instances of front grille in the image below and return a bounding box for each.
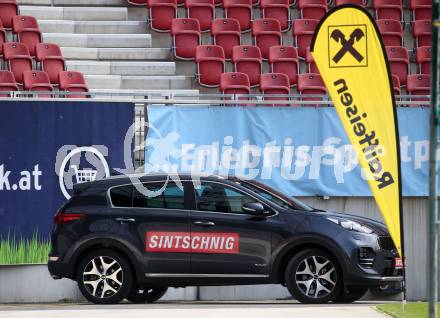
[378,236,396,251]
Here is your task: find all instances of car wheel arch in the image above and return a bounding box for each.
[68,237,143,283]
[272,236,349,285]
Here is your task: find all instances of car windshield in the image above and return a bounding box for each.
[235,180,314,211]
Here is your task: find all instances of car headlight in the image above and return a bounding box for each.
[327,217,373,234]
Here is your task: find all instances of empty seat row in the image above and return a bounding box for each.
[2,42,65,84]
[195,44,322,89]
[128,0,432,33]
[0,70,89,98]
[171,18,317,60]
[219,71,430,104]
[193,42,431,88]
[171,17,432,66]
[0,15,43,57]
[146,0,326,33]
[220,71,327,101]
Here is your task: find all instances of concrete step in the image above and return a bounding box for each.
[61,47,171,60]
[19,0,127,6]
[19,6,128,21]
[85,75,194,90]
[39,20,147,34]
[66,60,176,76]
[43,33,151,48]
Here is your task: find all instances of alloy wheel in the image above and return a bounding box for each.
[295,255,337,299]
[82,256,123,299]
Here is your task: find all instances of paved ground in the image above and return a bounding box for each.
[0,301,391,318]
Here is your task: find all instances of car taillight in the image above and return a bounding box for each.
[54,211,86,225]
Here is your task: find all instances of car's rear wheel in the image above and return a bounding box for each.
[332,286,368,303]
[285,248,342,304]
[127,286,168,303]
[77,249,133,304]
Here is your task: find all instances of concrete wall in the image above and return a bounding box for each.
[0,197,438,303]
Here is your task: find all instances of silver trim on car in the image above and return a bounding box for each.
[144,273,269,278]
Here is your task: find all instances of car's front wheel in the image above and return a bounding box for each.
[285,248,342,304]
[127,286,168,303]
[77,249,133,304]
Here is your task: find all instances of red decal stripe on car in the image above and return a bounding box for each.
[146,231,239,254]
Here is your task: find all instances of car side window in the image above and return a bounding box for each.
[110,185,133,207]
[133,182,185,210]
[195,182,255,214]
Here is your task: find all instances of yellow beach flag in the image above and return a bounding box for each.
[310,5,403,257]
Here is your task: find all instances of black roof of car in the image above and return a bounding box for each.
[73,172,237,194]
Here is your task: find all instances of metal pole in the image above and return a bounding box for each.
[428,2,440,317]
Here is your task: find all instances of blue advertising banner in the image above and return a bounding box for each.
[0,100,134,247]
[145,106,429,196]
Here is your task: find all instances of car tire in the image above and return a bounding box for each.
[332,286,368,303]
[285,248,342,304]
[127,286,168,303]
[77,249,133,304]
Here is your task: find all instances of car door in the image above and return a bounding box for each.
[189,180,274,276]
[108,180,192,274]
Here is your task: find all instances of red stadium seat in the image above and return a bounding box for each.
[232,45,262,87]
[12,16,42,57]
[35,43,66,85]
[413,19,432,48]
[223,0,252,33]
[297,73,327,101]
[185,0,215,32]
[252,19,281,59]
[392,74,400,95]
[335,0,366,6]
[260,0,290,32]
[3,42,33,84]
[298,0,327,20]
[293,19,319,59]
[220,72,250,96]
[386,46,409,86]
[260,73,290,102]
[416,46,431,75]
[195,45,225,87]
[127,0,148,4]
[211,18,241,60]
[0,0,18,30]
[148,0,177,32]
[306,46,318,73]
[59,71,89,98]
[23,70,53,97]
[377,19,403,46]
[171,18,201,60]
[0,20,5,58]
[269,46,298,86]
[407,74,430,102]
[410,0,432,21]
[373,0,403,23]
[0,70,18,97]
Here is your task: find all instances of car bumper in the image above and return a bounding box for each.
[48,257,75,280]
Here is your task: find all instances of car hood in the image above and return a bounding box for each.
[313,210,390,236]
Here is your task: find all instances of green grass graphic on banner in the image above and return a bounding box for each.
[0,230,50,265]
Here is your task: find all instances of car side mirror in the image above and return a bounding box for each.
[242,202,267,216]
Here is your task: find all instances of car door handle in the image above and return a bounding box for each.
[115,217,136,223]
[193,221,215,227]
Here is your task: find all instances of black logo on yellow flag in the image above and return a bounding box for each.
[328,25,368,68]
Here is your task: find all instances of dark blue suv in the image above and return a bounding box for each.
[48,173,402,304]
